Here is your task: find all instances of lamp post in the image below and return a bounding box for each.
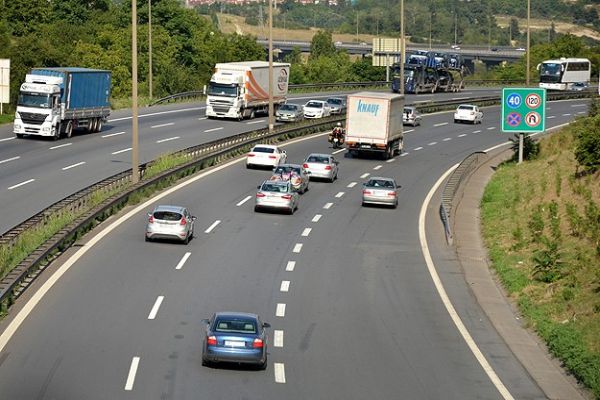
[132,0,139,183]
[526,0,531,86]
[268,0,274,133]
[400,0,405,95]
[148,0,153,100]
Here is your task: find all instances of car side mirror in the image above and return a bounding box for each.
[147,212,152,217]
[257,185,261,189]
[282,150,287,154]
[263,322,271,328]
[192,216,197,221]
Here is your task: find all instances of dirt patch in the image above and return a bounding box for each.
[496,15,600,41]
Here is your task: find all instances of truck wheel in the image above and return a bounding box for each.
[95,118,103,133]
[64,121,73,139]
[87,119,95,133]
[16,133,24,139]
[53,123,62,140]
[249,109,255,119]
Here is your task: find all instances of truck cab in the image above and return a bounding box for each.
[206,70,245,119]
[14,75,63,138]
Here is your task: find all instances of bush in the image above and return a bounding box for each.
[510,133,539,161]
[532,236,564,283]
[573,115,600,173]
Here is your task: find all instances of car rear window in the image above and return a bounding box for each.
[366,179,394,188]
[328,99,342,105]
[253,147,275,153]
[262,183,289,192]
[280,105,297,111]
[214,318,257,334]
[458,105,474,110]
[153,211,182,221]
[306,156,329,163]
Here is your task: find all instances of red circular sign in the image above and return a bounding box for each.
[525,112,542,127]
[525,93,542,109]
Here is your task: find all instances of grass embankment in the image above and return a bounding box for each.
[480,120,600,397]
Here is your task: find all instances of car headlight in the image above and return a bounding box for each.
[14,123,21,130]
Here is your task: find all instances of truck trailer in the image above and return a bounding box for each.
[206,61,290,120]
[14,67,111,139]
[345,92,404,160]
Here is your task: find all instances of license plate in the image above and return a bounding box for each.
[361,144,371,149]
[374,190,386,196]
[224,340,246,347]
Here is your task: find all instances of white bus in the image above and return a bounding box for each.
[537,57,591,90]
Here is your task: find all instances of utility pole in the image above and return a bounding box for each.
[148,0,153,100]
[526,0,531,85]
[400,0,405,95]
[454,12,457,46]
[356,12,359,42]
[131,0,139,183]
[268,0,274,133]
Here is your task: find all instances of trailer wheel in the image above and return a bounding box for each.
[64,121,73,139]
[95,118,103,133]
[249,109,255,119]
[87,119,94,133]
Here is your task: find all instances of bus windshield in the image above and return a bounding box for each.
[18,92,52,108]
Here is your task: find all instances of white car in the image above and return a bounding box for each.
[246,144,287,169]
[303,100,332,119]
[454,104,483,124]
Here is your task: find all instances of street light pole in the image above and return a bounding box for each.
[148,0,153,100]
[131,0,139,183]
[526,0,531,86]
[400,0,405,95]
[268,0,274,133]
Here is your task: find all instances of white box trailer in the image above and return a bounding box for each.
[206,61,290,120]
[345,92,404,159]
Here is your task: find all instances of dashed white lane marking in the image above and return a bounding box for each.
[576,111,586,114]
[414,147,423,151]
[246,120,265,126]
[360,173,370,178]
[8,179,35,190]
[62,161,86,171]
[204,220,221,234]
[404,129,414,133]
[274,363,286,383]
[204,127,223,133]
[198,117,207,120]
[386,158,396,163]
[419,167,515,400]
[332,148,346,154]
[373,165,382,170]
[347,182,357,188]
[151,122,174,129]
[276,303,286,317]
[312,214,322,222]
[487,127,496,130]
[49,143,72,150]
[112,147,132,155]
[547,115,556,119]
[292,243,303,253]
[280,281,290,292]
[323,203,333,209]
[473,130,481,133]
[124,357,140,391]
[562,113,571,116]
[0,137,16,142]
[101,131,125,138]
[274,330,284,347]
[236,195,252,206]
[458,134,467,137]
[0,156,20,165]
[443,138,452,141]
[156,136,180,143]
[147,296,164,320]
[285,261,296,271]
[428,142,437,146]
[434,122,448,127]
[335,192,344,198]
[175,252,191,270]
[571,104,586,107]
[301,228,311,237]
[401,152,409,157]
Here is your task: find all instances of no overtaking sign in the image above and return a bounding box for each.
[501,88,546,133]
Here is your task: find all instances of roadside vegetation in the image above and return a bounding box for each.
[480,98,600,397]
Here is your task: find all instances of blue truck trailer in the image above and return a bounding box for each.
[14,67,112,139]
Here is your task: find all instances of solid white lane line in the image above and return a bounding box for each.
[280,281,290,292]
[0,137,16,142]
[360,173,370,178]
[49,143,72,150]
[347,182,357,188]
[0,156,20,165]
[274,330,284,347]
[147,296,164,320]
[458,134,467,137]
[285,261,296,271]
[547,116,556,119]
[428,142,437,146]
[246,120,265,125]
[204,220,221,234]
[8,179,35,190]
[62,161,86,171]
[204,127,223,133]
[236,196,252,206]
[156,136,180,143]
[487,127,496,130]
[301,228,311,237]
[443,138,452,141]
[414,147,423,151]
[124,357,140,391]
[175,252,192,270]
[400,152,409,157]
[312,214,322,222]
[434,122,448,127]
[112,147,132,155]
[274,363,286,383]
[473,130,481,133]
[332,148,346,155]
[419,167,515,400]
[373,165,382,170]
[276,303,286,317]
[101,131,125,138]
[293,243,303,253]
[151,122,175,129]
[323,203,333,209]
[335,192,344,198]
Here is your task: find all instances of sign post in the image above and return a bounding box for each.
[501,88,546,163]
[0,59,10,115]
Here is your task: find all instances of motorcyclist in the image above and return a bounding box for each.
[330,122,345,146]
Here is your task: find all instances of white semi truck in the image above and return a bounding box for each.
[345,92,404,159]
[206,61,290,120]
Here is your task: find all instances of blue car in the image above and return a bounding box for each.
[202,312,270,369]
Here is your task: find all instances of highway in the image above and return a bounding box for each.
[0,96,589,399]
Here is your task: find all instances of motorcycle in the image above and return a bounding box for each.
[328,128,345,149]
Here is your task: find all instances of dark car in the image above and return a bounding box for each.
[202,312,270,369]
[326,97,347,115]
[275,103,304,122]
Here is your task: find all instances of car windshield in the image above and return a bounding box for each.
[327,99,342,105]
[153,211,183,221]
[279,104,298,111]
[207,83,238,97]
[261,183,289,192]
[306,156,329,163]
[306,101,323,108]
[252,147,275,153]
[366,179,394,188]
[17,92,52,108]
[214,318,257,334]
[404,108,414,115]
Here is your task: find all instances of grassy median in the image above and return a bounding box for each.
[480,120,600,397]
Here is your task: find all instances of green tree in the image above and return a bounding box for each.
[309,30,336,60]
[573,115,600,173]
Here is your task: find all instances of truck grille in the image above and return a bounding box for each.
[209,99,233,114]
[18,112,47,126]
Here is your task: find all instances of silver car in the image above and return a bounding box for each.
[255,180,299,214]
[303,153,339,182]
[362,177,399,208]
[275,104,304,122]
[403,106,422,126]
[271,164,310,194]
[326,97,347,115]
[303,100,332,119]
[145,205,196,244]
